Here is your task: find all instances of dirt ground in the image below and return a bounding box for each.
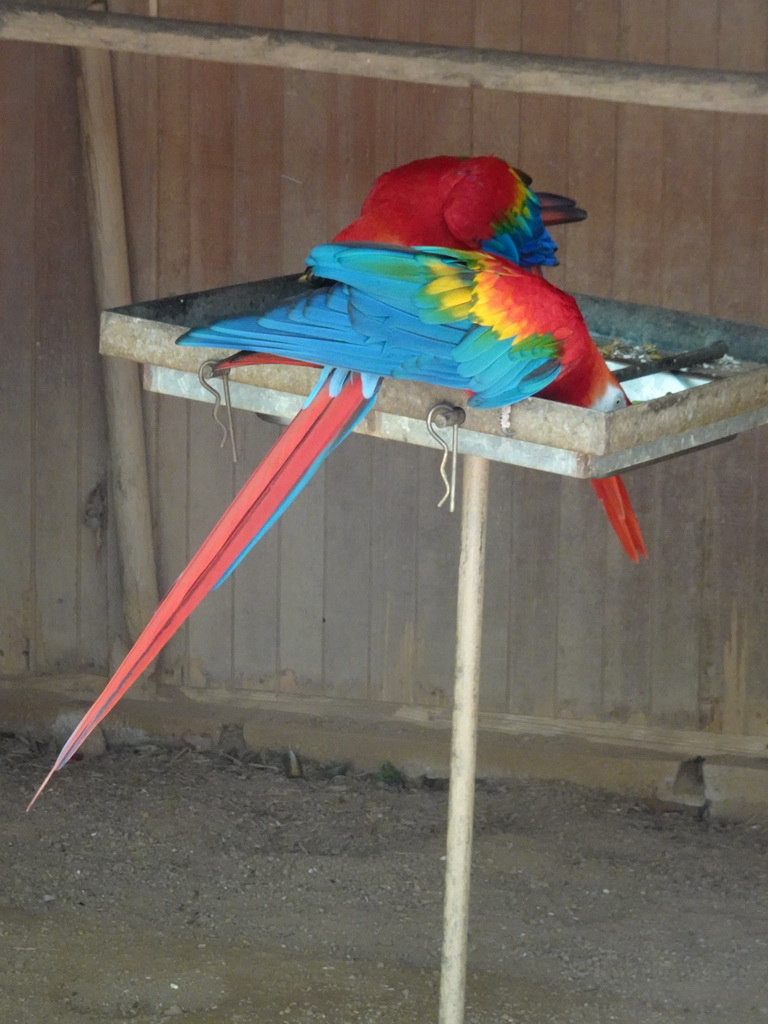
[1,734,767,1024]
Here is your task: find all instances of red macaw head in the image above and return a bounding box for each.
[334,155,586,271]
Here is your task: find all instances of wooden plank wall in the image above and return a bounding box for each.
[0,41,122,680]
[1,0,767,742]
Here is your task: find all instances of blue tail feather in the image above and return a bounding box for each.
[214,376,380,587]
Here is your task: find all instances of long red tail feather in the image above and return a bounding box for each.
[590,476,647,562]
[29,375,371,809]
[214,351,321,372]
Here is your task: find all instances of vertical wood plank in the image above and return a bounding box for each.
[471,1,522,164]
[228,0,284,690]
[517,0,574,291]
[276,471,327,689]
[646,449,709,728]
[75,93,113,677]
[661,0,718,315]
[704,0,768,737]
[184,0,238,688]
[476,464,513,714]
[232,0,284,281]
[599,464,655,725]
[518,0,577,720]
[76,307,111,676]
[280,2,338,269]
[645,0,718,727]
[392,2,474,165]
[187,11,236,294]
[392,4,475,707]
[613,0,667,306]
[550,2,622,722]
[128,0,163,670]
[0,42,36,674]
[325,2,399,233]
[317,3,392,699]
[322,432,373,698]
[154,2,192,685]
[110,0,159,303]
[33,47,87,672]
[600,3,666,726]
[109,1,161,670]
[230,411,281,690]
[275,2,401,695]
[553,476,606,720]
[698,434,760,734]
[413,446,462,708]
[186,404,235,689]
[561,0,620,300]
[505,468,562,719]
[763,131,768,329]
[747,426,768,734]
[496,2,575,721]
[710,0,767,324]
[470,5,522,715]
[369,440,419,704]
[276,1,334,688]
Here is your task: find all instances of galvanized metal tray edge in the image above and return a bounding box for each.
[100,277,768,474]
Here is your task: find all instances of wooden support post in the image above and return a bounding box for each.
[439,454,490,1024]
[75,42,160,644]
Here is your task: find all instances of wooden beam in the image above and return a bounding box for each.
[1,4,766,115]
[75,42,160,646]
[4,673,767,761]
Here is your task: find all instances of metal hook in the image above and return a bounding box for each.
[426,403,466,512]
[198,360,238,463]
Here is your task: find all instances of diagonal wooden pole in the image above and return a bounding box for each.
[439,453,490,1024]
[75,34,160,648]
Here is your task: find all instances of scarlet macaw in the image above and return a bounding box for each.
[219,155,642,567]
[335,156,643,567]
[29,161,644,807]
[333,155,586,267]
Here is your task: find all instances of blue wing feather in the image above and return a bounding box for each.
[180,244,566,408]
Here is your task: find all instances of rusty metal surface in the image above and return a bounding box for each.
[100,276,768,478]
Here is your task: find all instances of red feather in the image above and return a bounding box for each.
[28,374,371,808]
[335,155,583,252]
[590,477,648,563]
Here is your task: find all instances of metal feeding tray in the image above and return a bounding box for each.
[100,274,768,477]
